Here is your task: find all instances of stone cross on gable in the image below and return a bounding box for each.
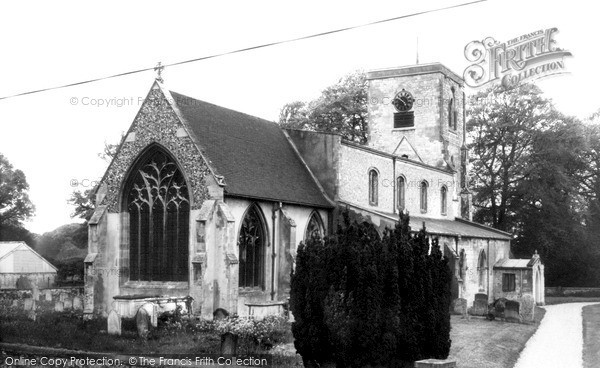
[154,62,165,83]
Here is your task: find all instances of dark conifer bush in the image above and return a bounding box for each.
[290,210,452,367]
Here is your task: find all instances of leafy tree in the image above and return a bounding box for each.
[279,71,368,143]
[467,83,557,232]
[68,188,96,221]
[0,153,35,238]
[468,83,600,286]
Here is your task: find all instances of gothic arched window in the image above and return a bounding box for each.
[239,204,266,289]
[305,211,325,241]
[420,180,428,213]
[441,185,448,215]
[124,147,189,282]
[368,169,379,206]
[397,176,406,211]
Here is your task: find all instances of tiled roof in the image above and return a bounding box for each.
[494,259,532,269]
[410,216,512,241]
[170,91,332,208]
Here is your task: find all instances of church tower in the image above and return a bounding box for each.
[366,63,472,219]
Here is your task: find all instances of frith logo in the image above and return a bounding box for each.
[463,28,572,88]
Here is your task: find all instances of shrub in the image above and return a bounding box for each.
[290,211,453,366]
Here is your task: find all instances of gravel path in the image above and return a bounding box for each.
[514,303,600,368]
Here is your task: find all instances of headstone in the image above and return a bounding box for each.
[32,285,40,301]
[64,299,73,310]
[107,310,122,335]
[141,303,158,327]
[520,295,535,322]
[213,308,229,320]
[451,298,467,315]
[24,298,34,311]
[16,276,32,289]
[505,300,521,322]
[136,307,150,338]
[220,332,238,355]
[54,301,64,312]
[45,290,52,301]
[27,310,37,321]
[73,296,82,310]
[470,293,488,316]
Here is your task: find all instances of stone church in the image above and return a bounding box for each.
[84,63,544,320]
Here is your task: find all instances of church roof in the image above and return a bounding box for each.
[169,91,333,208]
[411,216,512,241]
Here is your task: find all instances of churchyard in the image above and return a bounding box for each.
[0,306,550,368]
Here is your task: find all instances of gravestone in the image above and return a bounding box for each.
[451,298,467,315]
[213,308,229,320]
[107,310,122,335]
[32,285,40,301]
[16,276,32,289]
[45,290,52,301]
[520,295,535,322]
[470,293,488,316]
[27,310,37,321]
[505,300,521,322]
[73,296,82,310]
[220,332,238,355]
[54,301,64,312]
[136,307,150,338]
[23,298,34,311]
[64,299,73,310]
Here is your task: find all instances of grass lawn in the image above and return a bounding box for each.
[447,307,546,368]
[545,296,600,305]
[582,304,600,368]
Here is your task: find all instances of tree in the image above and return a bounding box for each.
[467,83,557,232]
[0,153,35,232]
[279,71,369,144]
[467,83,600,286]
[68,188,96,222]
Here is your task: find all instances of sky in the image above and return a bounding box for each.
[0,0,598,234]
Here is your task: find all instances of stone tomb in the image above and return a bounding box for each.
[469,293,488,316]
[451,298,467,315]
[520,294,535,322]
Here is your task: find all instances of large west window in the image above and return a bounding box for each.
[124,147,190,282]
[239,204,266,289]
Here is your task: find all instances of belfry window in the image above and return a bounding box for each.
[125,147,190,282]
[239,204,266,289]
[369,169,379,206]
